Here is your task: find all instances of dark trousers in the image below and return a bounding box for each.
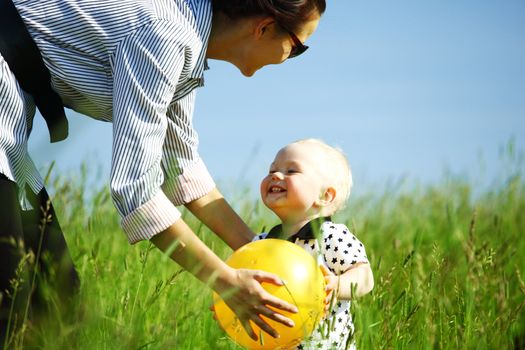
[0,173,79,347]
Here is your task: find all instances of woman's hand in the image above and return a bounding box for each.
[214,267,298,340]
[151,219,297,340]
[320,264,338,315]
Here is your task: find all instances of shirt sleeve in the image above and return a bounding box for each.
[320,222,369,275]
[110,20,189,244]
[160,90,215,205]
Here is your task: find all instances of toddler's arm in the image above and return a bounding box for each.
[333,262,374,300]
[320,222,373,301]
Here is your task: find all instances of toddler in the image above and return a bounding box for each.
[255,139,374,349]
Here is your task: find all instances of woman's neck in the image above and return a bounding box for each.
[206,12,250,61]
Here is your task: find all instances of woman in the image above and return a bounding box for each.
[0,0,325,343]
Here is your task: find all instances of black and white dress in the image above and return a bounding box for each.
[254,217,369,350]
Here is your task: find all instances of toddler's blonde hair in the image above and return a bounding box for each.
[293,138,352,212]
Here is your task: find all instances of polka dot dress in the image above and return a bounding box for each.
[254,219,369,350]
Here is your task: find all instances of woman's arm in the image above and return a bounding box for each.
[150,218,297,340]
[185,187,254,249]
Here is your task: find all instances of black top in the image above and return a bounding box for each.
[266,216,332,242]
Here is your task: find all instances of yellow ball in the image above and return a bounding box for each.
[213,239,325,350]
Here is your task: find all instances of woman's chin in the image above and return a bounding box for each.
[240,68,256,77]
[237,63,261,77]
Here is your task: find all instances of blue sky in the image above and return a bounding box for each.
[29,1,525,198]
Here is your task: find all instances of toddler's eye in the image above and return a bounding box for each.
[287,169,299,174]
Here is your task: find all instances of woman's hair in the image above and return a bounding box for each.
[212,0,326,32]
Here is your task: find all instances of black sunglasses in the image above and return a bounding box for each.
[286,30,309,58]
[277,22,308,58]
[278,24,309,59]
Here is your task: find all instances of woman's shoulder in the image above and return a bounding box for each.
[152,0,212,30]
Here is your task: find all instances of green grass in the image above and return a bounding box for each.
[4,160,525,349]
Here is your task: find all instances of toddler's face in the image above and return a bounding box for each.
[260,142,328,221]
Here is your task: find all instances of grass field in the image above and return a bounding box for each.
[4,151,525,349]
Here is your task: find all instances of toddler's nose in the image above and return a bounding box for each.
[271,172,284,180]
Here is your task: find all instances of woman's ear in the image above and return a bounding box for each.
[253,17,276,40]
[316,187,336,207]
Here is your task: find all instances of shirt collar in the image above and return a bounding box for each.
[189,0,213,80]
[266,217,332,242]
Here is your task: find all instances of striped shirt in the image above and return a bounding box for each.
[0,0,215,243]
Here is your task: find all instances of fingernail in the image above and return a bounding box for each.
[288,321,295,327]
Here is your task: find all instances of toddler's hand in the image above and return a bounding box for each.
[320,265,338,316]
